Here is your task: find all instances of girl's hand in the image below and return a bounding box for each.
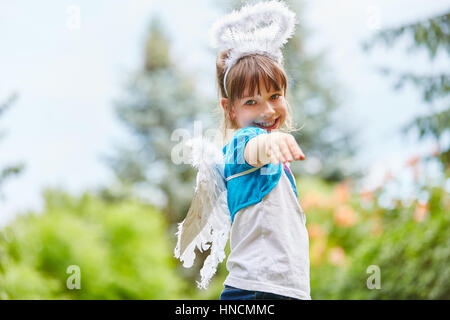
[245,131,306,167]
[265,132,305,165]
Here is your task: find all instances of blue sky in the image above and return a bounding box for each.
[0,0,448,226]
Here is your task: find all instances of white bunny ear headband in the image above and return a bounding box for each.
[209,0,297,97]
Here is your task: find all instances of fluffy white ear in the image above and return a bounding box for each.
[208,0,297,70]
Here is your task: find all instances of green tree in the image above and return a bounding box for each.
[0,190,187,299]
[364,11,450,167]
[102,13,229,289]
[0,93,24,200]
[103,16,208,225]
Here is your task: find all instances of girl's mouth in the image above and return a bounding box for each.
[253,117,280,130]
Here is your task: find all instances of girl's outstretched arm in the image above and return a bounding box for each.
[244,131,306,167]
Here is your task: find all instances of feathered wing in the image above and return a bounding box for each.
[174,136,230,289]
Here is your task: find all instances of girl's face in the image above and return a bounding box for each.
[223,79,287,132]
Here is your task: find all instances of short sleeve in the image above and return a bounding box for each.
[223,126,282,222]
[224,126,268,177]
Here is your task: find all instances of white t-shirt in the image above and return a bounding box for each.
[224,165,311,300]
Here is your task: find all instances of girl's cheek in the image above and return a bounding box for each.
[240,118,255,128]
[236,111,254,126]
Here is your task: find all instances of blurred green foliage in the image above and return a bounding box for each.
[1,1,448,302]
[0,190,188,299]
[331,186,450,299]
[0,166,448,299]
[302,173,450,299]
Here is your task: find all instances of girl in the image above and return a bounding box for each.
[174,1,310,300]
[216,48,311,300]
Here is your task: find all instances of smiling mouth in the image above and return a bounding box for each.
[253,117,280,130]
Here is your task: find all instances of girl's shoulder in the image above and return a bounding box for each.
[223,126,268,153]
[234,126,268,138]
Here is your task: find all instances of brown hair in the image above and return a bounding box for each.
[214,49,298,144]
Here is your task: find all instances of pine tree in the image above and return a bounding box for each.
[103,16,209,224]
[363,11,450,167]
[0,93,24,201]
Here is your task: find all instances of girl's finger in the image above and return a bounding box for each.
[270,143,283,165]
[279,140,293,163]
[270,149,279,166]
[287,136,305,160]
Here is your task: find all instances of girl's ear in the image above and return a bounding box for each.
[221,98,228,112]
[221,98,235,120]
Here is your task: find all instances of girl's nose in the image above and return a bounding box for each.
[261,102,276,117]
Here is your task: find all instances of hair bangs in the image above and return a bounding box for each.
[229,54,287,105]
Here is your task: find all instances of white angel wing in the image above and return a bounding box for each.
[174,136,230,289]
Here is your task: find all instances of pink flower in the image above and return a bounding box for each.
[405,155,420,167]
[360,190,374,202]
[431,144,440,157]
[307,223,326,240]
[332,183,351,204]
[301,191,322,210]
[413,202,429,222]
[371,215,383,236]
[382,170,394,184]
[334,205,358,227]
[328,247,346,266]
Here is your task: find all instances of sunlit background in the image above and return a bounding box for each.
[0,0,449,299]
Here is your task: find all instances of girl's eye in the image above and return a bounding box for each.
[245,94,280,105]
